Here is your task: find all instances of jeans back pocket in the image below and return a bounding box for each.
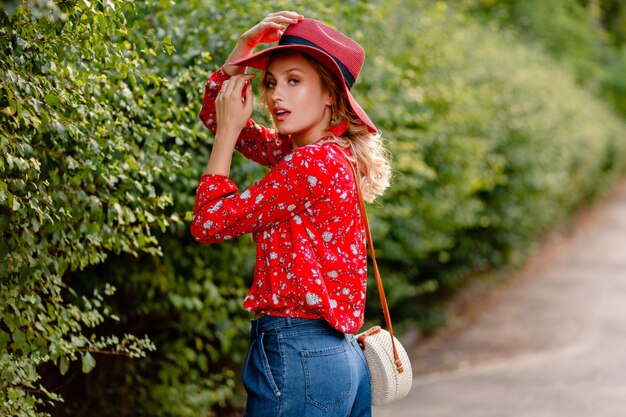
[300,344,352,412]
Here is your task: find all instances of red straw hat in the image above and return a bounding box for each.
[230,18,377,133]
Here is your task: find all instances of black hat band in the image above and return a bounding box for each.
[278,35,356,89]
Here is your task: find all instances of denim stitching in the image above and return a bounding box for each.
[282,329,337,337]
[277,333,286,416]
[259,332,281,397]
[350,336,370,373]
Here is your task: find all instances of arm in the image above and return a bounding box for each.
[191,146,339,244]
[199,12,302,168]
[199,68,292,168]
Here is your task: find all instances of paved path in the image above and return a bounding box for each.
[375,181,626,417]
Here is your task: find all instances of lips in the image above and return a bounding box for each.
[273,107,291,122]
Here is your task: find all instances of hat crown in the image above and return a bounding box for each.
[279,19,365,83]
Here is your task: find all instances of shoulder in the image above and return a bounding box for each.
[278,143,349,177]
[283,143,347,166]
[269,144,351,191]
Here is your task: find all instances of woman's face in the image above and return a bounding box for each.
[264,52,332,147]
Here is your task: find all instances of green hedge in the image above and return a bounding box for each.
[1,1,173,415]
[359,0,626,327]
[1,1,372,416]
[2,0,626,416]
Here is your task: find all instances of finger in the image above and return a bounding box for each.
[269,11,303,20]
[219,74,254,107]
[228,74,256,100]
[221,77,239,97]
[259,21,284,31]
[255,20,292,39]
[243,79,254,113]
[266,15,301,26]
[217,80,230,97]
[266,11,302,24]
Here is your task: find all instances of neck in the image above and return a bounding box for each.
[290,108,332,149]
[291,130,327,149]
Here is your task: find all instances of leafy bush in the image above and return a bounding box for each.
[0,1,181,415]
[463,0,626,118]
[355,0,626,325]
[2,1,372,416]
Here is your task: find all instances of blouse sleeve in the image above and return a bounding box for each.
[199,67,292,169]
[190,145,343,244]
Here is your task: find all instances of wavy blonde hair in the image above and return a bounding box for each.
[262,52,392,203]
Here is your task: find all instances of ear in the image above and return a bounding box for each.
[325,91,334,107]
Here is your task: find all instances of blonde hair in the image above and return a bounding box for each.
[262,52,392,203]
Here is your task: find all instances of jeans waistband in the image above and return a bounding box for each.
[250,315,334,338]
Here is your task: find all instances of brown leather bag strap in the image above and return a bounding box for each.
[345,158,404,373]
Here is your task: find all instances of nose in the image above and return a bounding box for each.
[269,84,284,104]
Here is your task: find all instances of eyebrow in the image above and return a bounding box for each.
[266,67,305,77]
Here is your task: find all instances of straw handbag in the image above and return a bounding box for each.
[346,158,413,406]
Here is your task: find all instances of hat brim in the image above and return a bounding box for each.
[230,45,377,134]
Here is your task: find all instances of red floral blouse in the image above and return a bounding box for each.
[191,67,367,333]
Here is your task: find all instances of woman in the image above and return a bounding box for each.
[191,11,391,417]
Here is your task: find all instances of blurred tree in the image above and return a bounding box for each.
[464,0,626,117]
[597,0,626,45]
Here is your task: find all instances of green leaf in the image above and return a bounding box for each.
[59,356,70,376]
[81,352,96,374]
[12,329,27,351]
[162,37,175,56]
[44,93,59,107]
[0,180,7,205]
[0,330,9,350]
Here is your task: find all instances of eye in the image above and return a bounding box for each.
[264,79,276,89]
[288,78,300,85]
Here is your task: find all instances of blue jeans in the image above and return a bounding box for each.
[243,315,372,417]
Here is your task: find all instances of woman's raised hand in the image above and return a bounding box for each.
[240,11,303,48]
[214,73,256,142]
[204,73,255,176]
[223,11,303,76]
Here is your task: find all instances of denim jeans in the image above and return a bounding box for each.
[243,315,372,417]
